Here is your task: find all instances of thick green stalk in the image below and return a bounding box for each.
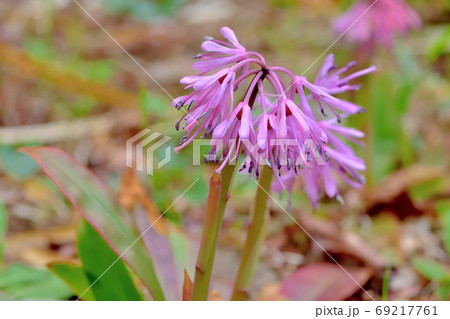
[192,72,264,300]
[231,165,273,300]
[192,164,236,300]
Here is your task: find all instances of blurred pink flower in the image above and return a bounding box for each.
[334,0,421,49]
[174,27,374,207]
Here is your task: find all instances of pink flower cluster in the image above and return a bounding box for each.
[334,0,422,49]
[173,27,375,206]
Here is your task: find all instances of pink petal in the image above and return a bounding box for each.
[201,41,236,54]
[238,104,252,139]
[322,166,338,197]
[220,27,242,48]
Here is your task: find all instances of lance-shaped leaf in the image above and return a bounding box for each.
[19,146,165,300]
[49,262,95,301]
[77,220,144,300]
[119,169,177,297]
[0,264,72,300]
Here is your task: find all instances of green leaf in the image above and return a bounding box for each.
[413,258,449,282]
[139,89,171,128]
[0,146,40,180]
[410,179,450,201]
[49,262,95,301]
[369,75,398,182]
[24,37,54,60]
[169,229,195,275]
[19,146,165,300]
[426,26,450,63]
[381,266,391,301]
[102,0,183,21]
[0,264,72,300]
[0,202,7,263]
[77,220,143,301]
[437,201,450,255]
[437,283,450,300]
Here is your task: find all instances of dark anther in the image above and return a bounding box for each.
[317,144,323,156]
[357,107,366,114]
[204,36,214,41]
[193,53,202,59]
[336,114,342,123]
[179,136,187,145]
[187,100,194,111]
[175,99,184,110]
[205,125,213,134]
[324,151,330,162]
[275,157,281,170]
[175,121,180,131]
[198,112,207,120]
[327,65,337,73]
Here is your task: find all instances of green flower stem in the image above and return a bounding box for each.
[192,164,236,300]
[192,72,263,300]
[231,165,273,300]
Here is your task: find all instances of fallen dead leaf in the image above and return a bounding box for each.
[118,168,167,235]
[280,262,373,301]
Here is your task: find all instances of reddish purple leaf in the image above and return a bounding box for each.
[280,262,372,301]
[135,207,179,300]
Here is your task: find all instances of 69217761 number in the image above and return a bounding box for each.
[375,306,438,316]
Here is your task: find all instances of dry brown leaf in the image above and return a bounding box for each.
[4,225,77,262]
[365,165,447,206]
[118,168,167,235]
[19,246,78,267]
[280,263,373,301]
[294,210,386,270]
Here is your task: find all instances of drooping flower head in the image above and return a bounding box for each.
[173,27,375,207]
[334,0,421,49]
